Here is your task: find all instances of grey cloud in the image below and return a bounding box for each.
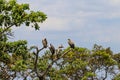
[13,0,120,53]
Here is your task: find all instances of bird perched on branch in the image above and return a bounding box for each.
[42,38,48,48]
[57,44,64,54]
[49,44,55,55]
[68,39,75,49]
[58,44,64,49]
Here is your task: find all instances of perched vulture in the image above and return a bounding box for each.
[57,44,64,54]
[68,39,75,49]
[49,44,55,55]
[42,38,48,48]
[58,44,64,48]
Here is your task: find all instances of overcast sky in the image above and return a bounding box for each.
[11,0,120,53]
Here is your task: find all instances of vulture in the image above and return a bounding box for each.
[49,44,55,55]
[57,44,64,53]
[58,44,64,48]
[42,38,48,48]
[68,39,75,49]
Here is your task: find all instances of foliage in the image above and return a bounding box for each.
[0,0,47,31]
[0,0,120,80]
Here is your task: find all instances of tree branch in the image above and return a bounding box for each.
[42,49,72,77]
[103,67,108,80]
[33,47,44,79]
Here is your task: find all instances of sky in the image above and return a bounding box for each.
[11,0,120,53]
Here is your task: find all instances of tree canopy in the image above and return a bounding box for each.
[0,0,120,80]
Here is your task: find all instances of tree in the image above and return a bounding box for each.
[0,0,47,79]
[0,0,120,80]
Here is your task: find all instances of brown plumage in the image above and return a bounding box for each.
[58,44,64,48]
[49,44,55,55]
[68,39,75,49]
[42,38,48,48]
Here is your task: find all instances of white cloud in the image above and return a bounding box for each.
[103,12,120,19]
[109,0,120,6]
[40,17,70,31]
[12,0,120,53]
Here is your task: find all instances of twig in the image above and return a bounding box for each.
[42,49,72,77]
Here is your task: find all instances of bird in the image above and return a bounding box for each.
[58,44,64,48]
[49,44,55,55]
[42,38,48,48]
[68,39,75,49]
[56,44,64,54]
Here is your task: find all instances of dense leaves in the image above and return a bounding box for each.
[0,0,47,32]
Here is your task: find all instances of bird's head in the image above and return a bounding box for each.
[68,39,71,41]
